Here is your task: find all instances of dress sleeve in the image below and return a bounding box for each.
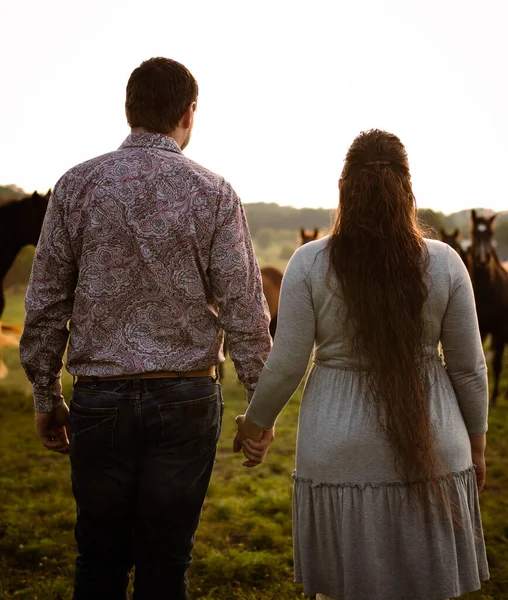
[19,182,78,412]
[245,249,316,429]
[208,181,272,402]
[440,245,489,435]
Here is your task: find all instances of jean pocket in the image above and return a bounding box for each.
[158,392,222,456]
[69,400,118,462]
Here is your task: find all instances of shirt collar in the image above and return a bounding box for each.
[119,132,183,154]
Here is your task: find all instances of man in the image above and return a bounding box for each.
[20,57,272,600]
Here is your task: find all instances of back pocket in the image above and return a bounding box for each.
[69,400,118,462]
[158,393,221,456]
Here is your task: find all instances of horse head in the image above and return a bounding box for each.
[471,209,497,267]
[470,209,497,268]
[439,227,468,263]
[299,227,320,246]
[439,227,460,248]
[23,189,51,246]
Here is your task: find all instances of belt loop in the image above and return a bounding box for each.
[213,366,220,383]
[177,370,185,379]
[133,376,140,390]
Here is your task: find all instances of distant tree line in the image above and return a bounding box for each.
[0,184,26,204]
[2,186,508,291]
[245,203,508,260]
[244,203,335,236]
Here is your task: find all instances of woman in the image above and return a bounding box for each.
[234,130,489,600]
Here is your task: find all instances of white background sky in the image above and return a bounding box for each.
[1,0,507,214]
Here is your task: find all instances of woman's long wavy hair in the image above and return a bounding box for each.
[328,129,447,504]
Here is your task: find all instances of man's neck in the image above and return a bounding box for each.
[130,127,183,149]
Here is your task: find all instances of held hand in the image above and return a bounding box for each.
[233,414,275,467]
[471,452,486,493]
[35,401,70,454]
[241,430,275,467]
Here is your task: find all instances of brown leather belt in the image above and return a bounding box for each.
[77,367,216,382]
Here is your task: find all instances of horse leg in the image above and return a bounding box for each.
[491,336,504,407]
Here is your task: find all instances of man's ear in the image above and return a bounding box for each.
[180,102,196,129]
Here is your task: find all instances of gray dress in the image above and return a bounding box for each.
[245,237,489,600]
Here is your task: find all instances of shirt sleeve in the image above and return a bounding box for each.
[208,182,272,402]
[245,249,315,428]
[441,245,489,436]
[19,182,78,412]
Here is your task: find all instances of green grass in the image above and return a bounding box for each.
[1,289,507,599]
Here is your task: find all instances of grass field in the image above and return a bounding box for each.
[1,289,507,599]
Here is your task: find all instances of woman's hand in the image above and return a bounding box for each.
[233,414,275,467]
[470,434,486,493]
[472,452,486,493]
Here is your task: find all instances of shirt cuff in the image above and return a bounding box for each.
[33,380,65,413]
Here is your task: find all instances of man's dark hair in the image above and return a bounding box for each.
[125,57,198,134]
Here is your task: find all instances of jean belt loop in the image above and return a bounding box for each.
[177,370,185,379]
[133,375,140,390]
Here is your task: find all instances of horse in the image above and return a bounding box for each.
[299,227,320,245]
[0,190,50,317]
[220,226,323,378]
[218,265,284,380]
[260,266,284,338]
[0,190,50,378]
[439,228,469,265]
[469,209,508,406]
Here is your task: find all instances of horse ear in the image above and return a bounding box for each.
[471,209,477,221]
[300,228,305,238]
[453,228,460,239]
[313,227,319,238]
[490,213,497,226]
[439,228,446,237]
[45,188,52,199]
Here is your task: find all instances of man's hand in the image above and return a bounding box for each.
[35,402,70,454]
[233,414,275,467]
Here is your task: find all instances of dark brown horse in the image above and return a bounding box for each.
[439,228,469,265]
[469,210,508,406]
[0,190,50,317]
[260,266,284,338]
[0,190,49,377]
[299,227,320,245]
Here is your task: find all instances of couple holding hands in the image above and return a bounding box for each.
[21,57,488,600]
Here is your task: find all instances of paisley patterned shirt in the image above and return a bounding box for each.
[20,133,272,412]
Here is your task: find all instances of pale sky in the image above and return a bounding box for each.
[1,0,507,214]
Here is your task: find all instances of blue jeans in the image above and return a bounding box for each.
[68,376,223,600]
